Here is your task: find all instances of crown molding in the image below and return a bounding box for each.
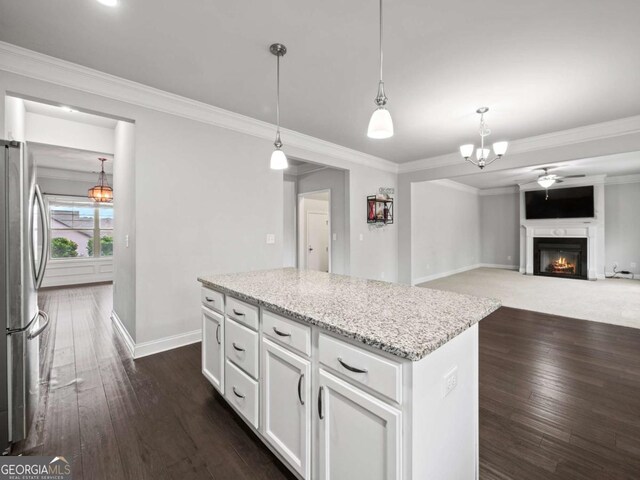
[38,166,112,182]
[478,186,519,196]
[605,173,640,185]
[0,41,398,173]
[429,179,479,195]
[398,115,640,175]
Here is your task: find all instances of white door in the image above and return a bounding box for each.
[202,308,224,393]
[306,212,329,272]
[262,338,311,479]
[318,369,401,480]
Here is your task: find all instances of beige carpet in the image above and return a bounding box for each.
[420,267,640,329]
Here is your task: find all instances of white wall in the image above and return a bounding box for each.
[297,168,349,274]
[113,121,136,339]
[25,112,115,153]
[479,192,520,267]
[283,177,297,268]
[411,181,480,284]
[605,181,640,274]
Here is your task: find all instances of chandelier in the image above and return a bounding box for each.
[88,158,113,202]
[459,107,508,169]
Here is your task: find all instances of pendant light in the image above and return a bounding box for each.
[88,158,113,202]
[459,107,508,169]
[367,0,393,139]
[270,43,288,170]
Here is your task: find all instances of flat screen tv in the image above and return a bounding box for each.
[525,186,594,219]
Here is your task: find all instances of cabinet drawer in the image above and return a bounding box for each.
[226,296,259,330]
[201,287,224,314]
[263,310,311,357]
[225,317,259,379]
[319,333,402,404]
[225,360,259,429]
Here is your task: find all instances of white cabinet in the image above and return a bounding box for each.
[262,338,311,479]
[318,369,402,480]
[202,307,224,393]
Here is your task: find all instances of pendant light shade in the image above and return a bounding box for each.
[88,158,113,202]
[367,0,393,139]
[368,107,394,139]
[269,43,288,170]
[270,148,288,170]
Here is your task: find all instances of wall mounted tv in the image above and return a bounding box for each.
[525,186,594,219]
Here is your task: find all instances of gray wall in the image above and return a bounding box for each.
[411,181,480,283]
[479,192,520,267]
[283,177,297,268]
[605,182,640,274]
[113,121,136,340]
[297,168,349,275]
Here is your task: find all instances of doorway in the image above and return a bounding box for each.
[298,190,331,272]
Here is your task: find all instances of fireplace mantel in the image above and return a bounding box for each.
[523,224,598,280]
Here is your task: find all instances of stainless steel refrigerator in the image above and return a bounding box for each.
[1,140,50,453]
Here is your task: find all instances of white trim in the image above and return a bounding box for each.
[134,329,202,359]
[478,186,519,196]
[429,179,479,195]
[605,173,640,185]
[412,263,518,285]
[0,41,397,173]
[38,166,113,183]
[111,310,135,358]
[399,115,640,174]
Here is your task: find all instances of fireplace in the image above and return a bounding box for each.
[533,237,588,280]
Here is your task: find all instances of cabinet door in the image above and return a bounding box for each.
[202,307,224,393]
[318,369,401,480]
[262,338,311,479]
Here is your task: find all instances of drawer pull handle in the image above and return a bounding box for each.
[232,309,245,316]
[232,386,245,399]
[318,386,324,420]
[232,342,245,352]
[205,296,215,303]
[337,357,368,374]
[297,373,305,405]
[273,327,291,337]
[215,324,221,344]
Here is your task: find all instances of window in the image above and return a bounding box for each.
[47,196,114,259]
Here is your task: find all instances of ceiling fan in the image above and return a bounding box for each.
[535,167,585,189]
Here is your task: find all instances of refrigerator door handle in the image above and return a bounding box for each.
[33,184,49,289]
[27,311,50,340]
[7,311,37,336]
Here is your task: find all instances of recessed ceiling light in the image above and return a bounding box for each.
[97,0,118,6]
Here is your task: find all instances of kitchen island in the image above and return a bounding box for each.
[197,268,500,480]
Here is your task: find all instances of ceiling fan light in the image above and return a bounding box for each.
[459,144,474,159]
[367,107,394,139]
[537,177,556,189]
[270,148,288,170]
[493,141,508,156]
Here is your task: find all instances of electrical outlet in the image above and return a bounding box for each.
[507,255,512,261]
[359,233,364,241]
[125,234,129,248]
[443,366,458,398]
[266,234,275,244]
[332,233,337,241]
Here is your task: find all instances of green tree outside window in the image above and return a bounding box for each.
[87,236,113,257]
[51,237,79,258]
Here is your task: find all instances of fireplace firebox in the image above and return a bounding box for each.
[533,237,588,280]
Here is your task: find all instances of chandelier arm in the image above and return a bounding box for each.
[484,155,501,167]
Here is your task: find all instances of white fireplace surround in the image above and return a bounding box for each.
[519,176,606,280]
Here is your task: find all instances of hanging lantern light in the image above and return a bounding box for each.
[88,157,113,202]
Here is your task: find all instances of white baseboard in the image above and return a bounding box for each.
[111,310,202,359]
[412,263,519,285]
[134,329,202,359]
[110,310,135,358]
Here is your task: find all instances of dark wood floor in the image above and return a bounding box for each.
[16,285,640,479]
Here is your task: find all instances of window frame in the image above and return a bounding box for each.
[45,195,114,262]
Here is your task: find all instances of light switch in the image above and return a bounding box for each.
[332,233,337,241]
[266,234,276,244]
[359,233,364,241]
[125,234,129,248]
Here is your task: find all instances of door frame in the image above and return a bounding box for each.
[297,189,331,273]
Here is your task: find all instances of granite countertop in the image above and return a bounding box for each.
[197,268,501,361]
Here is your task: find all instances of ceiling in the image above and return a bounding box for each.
[30,143,114,174]
[452,151,640,190]
[2,1,639,163]
[23,99,118,129]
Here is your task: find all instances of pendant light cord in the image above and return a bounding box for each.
[379,0,383,83]
[276,53,281,140]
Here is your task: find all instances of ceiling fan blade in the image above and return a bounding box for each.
[560,174,586,179]
[555,179,565,183]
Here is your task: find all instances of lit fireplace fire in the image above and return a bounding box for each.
[547,256,576,274]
